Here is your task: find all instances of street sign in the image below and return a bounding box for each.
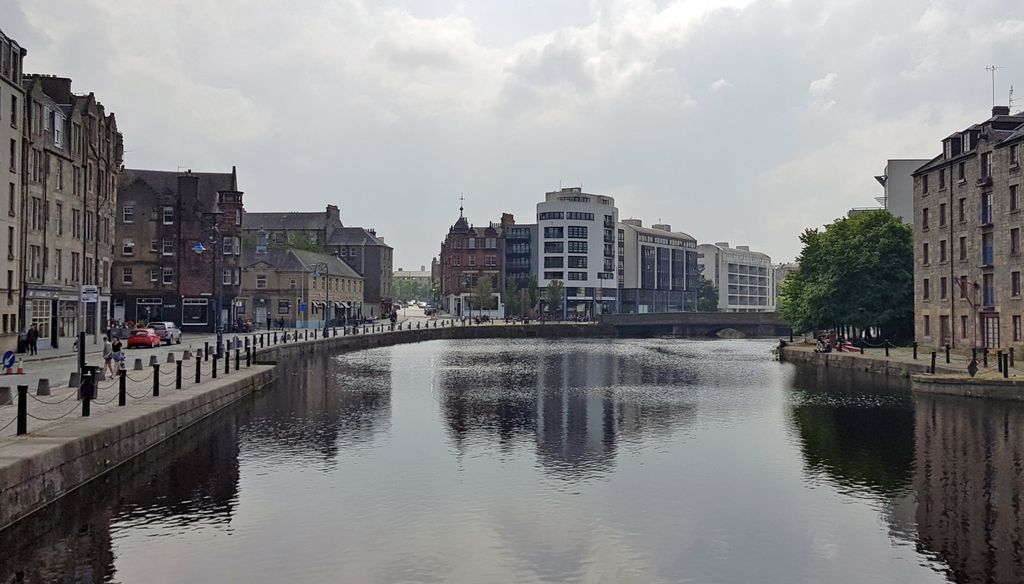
[299,303,307,312]
[2,351,14,369]
[79,285,99,303]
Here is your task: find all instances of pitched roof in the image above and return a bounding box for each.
[289,248,363,279]
[241,247,362,279]
[120,168,236,206]
[243,211,340,232]
[327,226,390,248]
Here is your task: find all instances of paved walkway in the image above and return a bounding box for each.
[785,342,1024,379]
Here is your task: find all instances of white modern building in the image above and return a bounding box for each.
[696,242,775,312]
[536,187,618,317]
[617,219,699,313]
[849,159,930,223]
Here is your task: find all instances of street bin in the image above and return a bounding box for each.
[79,366,99,400]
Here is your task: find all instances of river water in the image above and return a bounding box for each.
[2,338,1022,583]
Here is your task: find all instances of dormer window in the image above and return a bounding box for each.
[962,132,972,152]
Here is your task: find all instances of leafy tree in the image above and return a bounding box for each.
[393,278,432,302]
[504,279,522,317]
[779,211,912,338]
[284,232,323,253]
[694,272,720,312]
[526,274,539,314]
[544,280,564,318]
[470,276,495,316]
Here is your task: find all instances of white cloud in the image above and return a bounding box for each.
[808,72,837,96]
[710,77,733,92]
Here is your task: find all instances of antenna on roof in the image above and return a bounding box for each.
[986,65,1003,108]
[1011,85,1020,113]
[458,194,465,217]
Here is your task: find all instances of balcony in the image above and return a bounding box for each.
[977,176,994,187]
[604,219,615,229]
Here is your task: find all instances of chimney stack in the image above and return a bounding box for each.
[993,105,1011,116]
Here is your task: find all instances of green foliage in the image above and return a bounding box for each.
[470,275,496,314]
[504,279,522,317]
[283,232,323,253]
[544,280,564,315]
[526,274,539,311]
[694,271,720,312]
[393,278,432,302]
[779,211,913,338]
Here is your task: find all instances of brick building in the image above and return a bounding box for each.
[0,29,25,352]
[913,106,1024,349]
[438,206,504,317]
[20,75,123,348]
[112,168,243,333]
[242,205,393,318]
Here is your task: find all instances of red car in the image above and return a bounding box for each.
[126,328,162,349]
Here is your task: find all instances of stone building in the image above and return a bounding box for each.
[438,205,504,318]
[112,168,243,333]
[242,205,393,318]
[913,106,1024,349]
[696,242,775,312]
[0,29,25,352]
[19,75,123,348]
[616,219,699,313]
[502,213,536,289]
[237,241,363,329]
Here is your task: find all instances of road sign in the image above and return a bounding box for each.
[2,351,14,369]
[80,285,99,303]
[299,303,307,312]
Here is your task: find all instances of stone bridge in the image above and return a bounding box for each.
[600,311,791,338]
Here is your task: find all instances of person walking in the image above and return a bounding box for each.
[103,336,114,376]
[26,325,39,356]
[111,336,124,370]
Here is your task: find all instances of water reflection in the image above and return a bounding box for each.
[437,340,698,479]
[915,394,1024,583]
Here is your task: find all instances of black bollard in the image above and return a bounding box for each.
[1011,347,1016,368]
[119,369,127,406]
[983,349,989,368]
[212,355,218,379]
[16,384,27,435]
[205,341,210,361]
[81,367,96,417]
[945,344,951,364]
[225,350,230,374]
[789,328,794,343]
[246,346,251,367]
[176,360,183,390]
[153,364,160,397]
[859,345,864,355]
[1005,354,1010,378]
[913,342,918,360]
[196,358,202,384]
[235,348,240,370]
[261,334,265,348]
[245,337,250,349]
[884,342,890,357]
[930,352,936,374]
[972,348,978,363]
[998,350,1004,373]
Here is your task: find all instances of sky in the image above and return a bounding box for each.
[4,0,1024,269]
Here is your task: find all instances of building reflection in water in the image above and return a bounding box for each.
[914,394,1024,584]
[437,340,697,480]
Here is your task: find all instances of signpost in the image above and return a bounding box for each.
[3,350,14,374]
[79,284,98,379]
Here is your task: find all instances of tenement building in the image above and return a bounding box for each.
[501,213,536,288]
[616,219,699,313]
[696,242,775,312]
[536,187,618,317]
[242,205,393,318]
[914,106,1024,349]
[438,205,504,317]
[238,238,363,328]
[0,29,24,351]
[20,75,123,348]
[112,168,243,333]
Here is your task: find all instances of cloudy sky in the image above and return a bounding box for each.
[5,0,1024,268]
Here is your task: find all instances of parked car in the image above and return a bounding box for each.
[150,321,183,345]
[126,328,162,349]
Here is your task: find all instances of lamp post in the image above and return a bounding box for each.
[193,225,224,357]
[310,261,330,336]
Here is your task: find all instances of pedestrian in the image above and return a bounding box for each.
[103,335,114,376]
[26,325,39,356]
[112,336,124,370]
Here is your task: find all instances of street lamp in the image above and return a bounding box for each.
[193,225,225,357]
[310,261,330,336]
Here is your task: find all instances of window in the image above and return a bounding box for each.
[71,252,79,282]
[939,240,947,262]
[256,274,267,289]
[568,272,587,281]
[484,255,496,267]
[466,238,476,249]
[940,276,948,299]
[544,256,563,268]
[567,241,588,254]
[958,198,966,223]
[55,203,62,235]
[939,168,946,188]
[467,255,475,266]
[544,242,564,254]
[981,192,993,225]
[162,267,174,285]
[162,207,174,224]
[7,183,13,216]
[981,152,992,178]
[1016,316,1023,342]
[485,237,496,249]
[959,236,967,261]
[567,256,587,268]
[538,212,563,220]
[53,112,63,147]
[567,226,588,239]
[149,268,158,282]
[122,267,133,285]
[958,162,966,182]
[924,315,931,336]
[922,242,929,265]
[122,205,134,223]
[544,227,564,239]
[922,208,929,229]
[122,239,134,256]
[235,208,241,225]
[1014,272,1022,297]
[453,256,461,267]
[923,278,930,300]
[278,300,291,315]
[1013,228,1021,256]
[922,174,929,193]
[163,237,174,255]
[1012,185,1020,212]
[9,96,15,128]
[961,315,968,339]
[543,271,563,280]
[223,268,232,285]
[1012,144,1021,167]
[939,203,946,226]
[6,226,11,259]
[566,212,594,220]
[223,236,233,255]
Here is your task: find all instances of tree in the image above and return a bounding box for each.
[504,279,522,317]
[284,232,323,253]
[393,278,432,303]
[544,280,564,319]
[470,276,495,317]
[526,274,539,315]
[694,272,720,312]
[779,211,913,339]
